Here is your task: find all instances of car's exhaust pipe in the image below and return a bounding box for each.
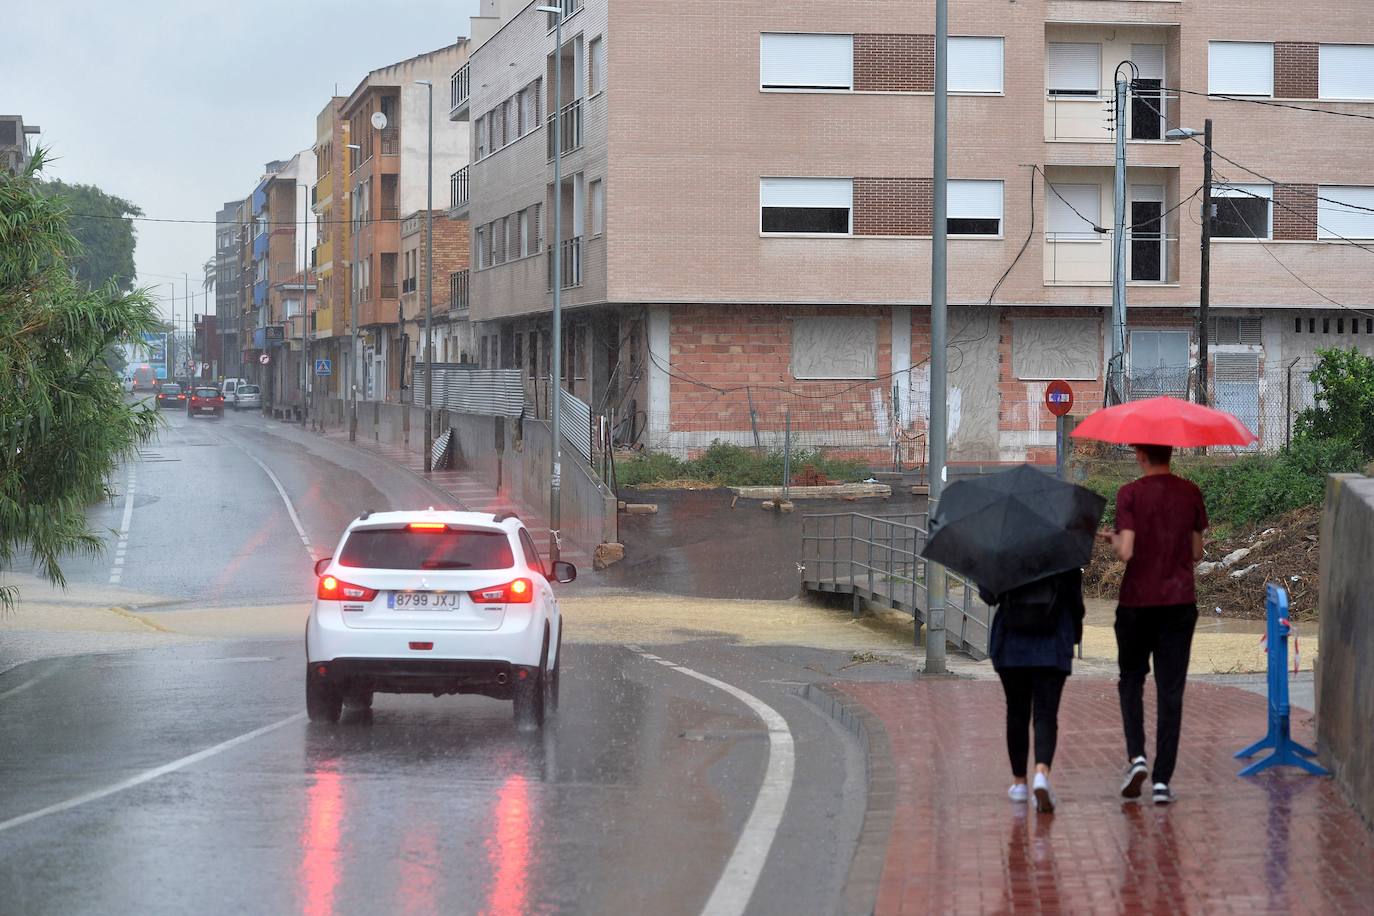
[495,672,508,685]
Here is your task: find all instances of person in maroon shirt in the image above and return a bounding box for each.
[1101,443,1208,805]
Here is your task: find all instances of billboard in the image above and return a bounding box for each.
[139,332,169,380]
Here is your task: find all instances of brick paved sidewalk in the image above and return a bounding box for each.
[836,678,1374,915]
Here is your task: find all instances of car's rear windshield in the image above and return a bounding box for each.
[239,385,259,395]
[337,528,515,570]
[160,384,181,393]
[194,388,220,398]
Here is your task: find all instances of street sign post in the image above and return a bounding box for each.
[315,358,332,377]
[1045,380,1074,479]
[259,353,271,366]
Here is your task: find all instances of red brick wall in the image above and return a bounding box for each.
[854,34,934,93]
[854,178,933,236]
[1274,184,1318,240]
[1274,42,1318,99]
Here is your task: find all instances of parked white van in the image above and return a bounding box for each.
[220,378,248,399]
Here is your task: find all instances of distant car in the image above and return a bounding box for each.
[131,366,158,393]
[120,376,135,394]
[221,377,248,400]
[305,510,576,727]
[187,386,224,419]
[232,384,261,411]
[155,383,186,409]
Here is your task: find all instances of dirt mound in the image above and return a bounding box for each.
[1084,505,1321,621]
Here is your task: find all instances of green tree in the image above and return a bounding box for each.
[1,150,161,610]
[39,177,142,293]
[1294,346,1374,459]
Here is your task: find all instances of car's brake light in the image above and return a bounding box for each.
[469,578,534,604]
[408,522,447,531]
[177,394,185,400]
[317,576,378,602]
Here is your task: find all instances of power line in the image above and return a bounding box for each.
[1167,85,1374,123]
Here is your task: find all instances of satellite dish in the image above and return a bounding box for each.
[371,111,388,130]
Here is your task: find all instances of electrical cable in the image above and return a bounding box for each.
[1167,85,1374,123]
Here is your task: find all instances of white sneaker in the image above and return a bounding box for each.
[1121,757,1148,799]
[1032,772,1056,813]
[1152,782,1177,805]
[1008,783,1028,803]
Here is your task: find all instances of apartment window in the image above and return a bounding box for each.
[1047,184,1101,240]
[948,180,1003,235]
[519,209,531,256]
[1319,45,1374,99]
[495,216,508,264]
[504,98,516,146]
[1212,184,1272,239]
[589,179,604,236]
[521,81,539,133]
[507,216,520,260]
[1208,42,1273,96]
[1317,186,1374,239]
[589,36,605,94]
[948,37,1004,94]
[485,222,496,267]
[760,178,853,234]
[1047,43,1100,96]
[475,226,487,269]
[527,203,542,253]
[476,115,489,158]
[1129,330,1190,396]
[760,33,853,91]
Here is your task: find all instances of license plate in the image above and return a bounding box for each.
[200,407,215,413]
[389,591,459,610]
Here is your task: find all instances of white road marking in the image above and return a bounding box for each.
[0,665,61,703]
[109,468,137,585]
[633,650,796,916]
[242,452,314,557]
[0,712,305,834]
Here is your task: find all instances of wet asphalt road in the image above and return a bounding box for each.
[0,404,872,915]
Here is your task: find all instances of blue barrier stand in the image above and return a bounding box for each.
[1235,583,1329,777]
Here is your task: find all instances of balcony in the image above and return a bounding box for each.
[449,63,470,121]
[381,206,399,222]
[252,231,270,260]
[546,237,582,290]
[545,99,583,160]
[449,166,470,217]
[253,278,268,307]
[380,283,398,300]
[1044,230,1179,287]
[380,127,400,157]
[1045,90,1179,144]
[545,0,582,28]
[449,270,469,317]
[402,277,417,295]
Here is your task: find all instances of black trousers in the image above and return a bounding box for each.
[1115,603,1198,785]
[997,667,1068,778]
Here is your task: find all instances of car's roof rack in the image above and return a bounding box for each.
[493,511,520,523]
[359,510,372,521]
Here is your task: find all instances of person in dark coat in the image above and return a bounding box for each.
[981,567,1085,813]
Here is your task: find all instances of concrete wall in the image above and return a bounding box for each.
[1318,473,1374,829]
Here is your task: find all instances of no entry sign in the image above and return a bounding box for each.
[1045,379,1073,417]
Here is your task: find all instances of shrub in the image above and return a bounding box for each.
[1294,346,1374,459]
[613,440,870,488]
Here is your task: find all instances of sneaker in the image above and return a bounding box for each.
[1008,783,1028,803]
[1121,757,1148,799]
[1032,772,1056,813]
[1152,783,1176,805]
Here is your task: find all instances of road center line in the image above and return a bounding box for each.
[0,713,305,834]
[0,665,62,703]
[241,451,314,558]
[633,650,796,916]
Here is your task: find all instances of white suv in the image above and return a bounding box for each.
[306,509,574,728]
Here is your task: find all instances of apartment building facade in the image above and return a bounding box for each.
[456,1,1374,463]
[312,98,348,401]
[0,115,41,175]
[214,200,245,380]
[339,42,471,404]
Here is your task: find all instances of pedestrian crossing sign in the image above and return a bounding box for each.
[315,358,332,376]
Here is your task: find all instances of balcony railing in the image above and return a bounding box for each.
[545,0,582,28]
[546,236,583,290]
[381,206,399,222]
[449,269,469,314]
[450,165,470,210]
[545,99,583,159]
[1044,231,1179,286]
[1044,91,1179,143]
[450,63,470,115]
[380,283,398,300]
[380,127,400,156]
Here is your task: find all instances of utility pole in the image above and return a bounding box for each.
[925,0,949,674]
[184,273,190,381]
[301,182,311,427]
[347,141,361,442]
[419,79,435,474]
[1110,73,1129,405]
[1197,118,1213,406]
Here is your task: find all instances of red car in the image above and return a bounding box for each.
[187,386,225,419]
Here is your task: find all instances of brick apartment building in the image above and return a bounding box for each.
[214,200,244,380]
[312,98,348,402]
[453,0,1374,464]
[337,42,472,404]
[0,115,41,175]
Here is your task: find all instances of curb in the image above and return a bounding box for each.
[303,422,472,511]
[803,683,894,916]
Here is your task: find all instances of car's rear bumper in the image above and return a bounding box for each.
[307,658,535,699]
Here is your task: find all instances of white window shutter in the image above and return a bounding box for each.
[1208,42,1274,96]
[948,37,1003,93]
[1131,44,1165,80]
[1317,186,1374,239]
[760,178,853,209]
[1047,184,1101,239]
[1319,45,1374,100]
[761,33,853,89]
[948,180,1003,220]
[1047,43,1101,93]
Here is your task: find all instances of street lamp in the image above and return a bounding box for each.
[1167,121,1213,406]
[299,181,312,428]
[346,141,362,442]
[537,4,565,562]
[416,79,436,474]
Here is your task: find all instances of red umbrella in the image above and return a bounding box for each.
[1070,396,1257,447]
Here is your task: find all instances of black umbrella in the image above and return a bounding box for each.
[920,464,1106,597]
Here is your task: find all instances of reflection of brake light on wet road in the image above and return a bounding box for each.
[483,774,530,916]
[299,767,343,916]
[398,823,439,916]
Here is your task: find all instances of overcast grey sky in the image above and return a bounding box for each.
[3,0,479,321]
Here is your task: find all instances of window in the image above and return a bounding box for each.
[507,216,520,260]
[1208,42,1273,96]
[475,225,487,269]
[528,203,542,252]
[1317,186,1374,239]
[519,529,545,575]
[495,216,507,264]
[476,114,489,158]
[1129,329,1190,397]
[338,528,515,571]
[1319,45,1374,99]
[760,178,852,234]
[760,33,853,90]
[947,180,1003,235]
[1047,43,1100,96]
[949,37,1003,93]
[589,179,604,236]
[518,209,531,257]
[1047,184,1101,240]
[589,36,605,94]
[504,98,515,146]
[522,81,539,133]
[1212,183,1272,239]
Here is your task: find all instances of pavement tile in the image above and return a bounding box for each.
[837,679,1374,916]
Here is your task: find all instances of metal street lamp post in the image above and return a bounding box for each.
[416,79,435,474]
[538,3,565,562]
[346,141,362,442]
[1167,120,1214,406]
[299,182,311,427]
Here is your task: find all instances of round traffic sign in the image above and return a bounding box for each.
[1045,379,1074,417]
[259,353,271,366]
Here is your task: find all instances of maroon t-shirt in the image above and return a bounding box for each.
[1115,473,1209,607]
